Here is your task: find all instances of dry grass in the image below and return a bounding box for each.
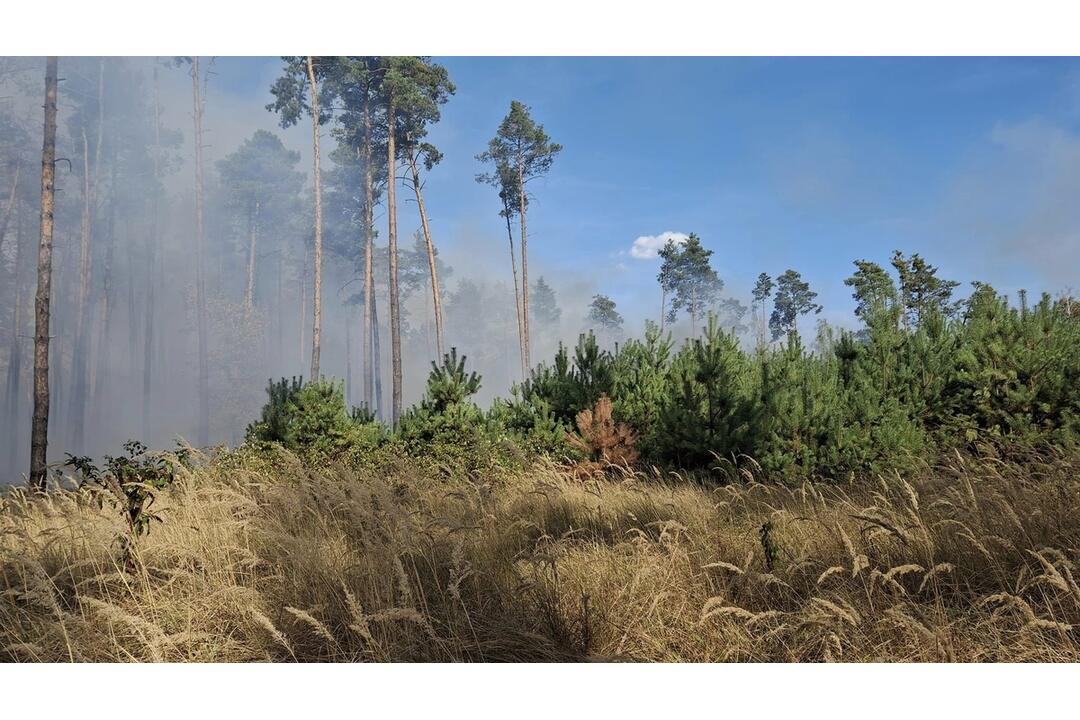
[2,446,1079,662]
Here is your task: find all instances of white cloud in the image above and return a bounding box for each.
[629,231,689,260]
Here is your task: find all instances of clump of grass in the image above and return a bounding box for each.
[1,445,1079,662]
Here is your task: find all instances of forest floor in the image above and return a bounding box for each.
[2,446,1079,662]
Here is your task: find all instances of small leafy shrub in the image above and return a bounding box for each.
[65,440,191,562]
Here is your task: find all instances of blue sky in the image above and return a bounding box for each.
[208,57,1080,333]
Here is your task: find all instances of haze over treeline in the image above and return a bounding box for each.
[1,56,1076,483]
[0,56,653,480]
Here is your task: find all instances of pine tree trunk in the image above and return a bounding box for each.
[245,200,259,309]
[503,195,526,380]
[517,165,530,370]
[93,162,117,427]
[299,248,307,373]
[407,153,444,359]
[4,198,26,473]
[70,128,93,451]
[345,316,352,406]
[306,56,323,380]
[30,56,58,490]
[362,98,374,410]
[660,287,666,334]
[0,161,18,251]
[371,290,384,420]
[386,94,402,425]
[191,57,210,446]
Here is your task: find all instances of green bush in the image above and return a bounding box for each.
[246,377,386,462]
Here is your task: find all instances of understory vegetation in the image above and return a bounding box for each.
[1,274,1078,663]
[251,281,1078,483]
[2,445,1079,661]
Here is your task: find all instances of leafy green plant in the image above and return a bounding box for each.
[65,441,191,563]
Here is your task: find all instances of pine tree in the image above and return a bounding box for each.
[476,101,561,370]
[769,269,822,340]
[890,250,960,330]
[752,272,774,347]
[587,294,623,335]
[656,233,722,332]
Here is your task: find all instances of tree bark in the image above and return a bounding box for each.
[30,56,58,490]
[386,92,402,425]
[191,57,210,446]
[407,152,444,359]
[517,164,530,371]
[503,194,526,380]
[306,56,324,381]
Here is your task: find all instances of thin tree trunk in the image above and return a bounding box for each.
[371,290,383,421]
[503,195,526,380]
[362,99,375,410]
[30,56,58,490]
[345,316,352,406]
[70,128,93,451]
[299,248,307,373]
[0,161,19,251]
[143,59,161,438]
[386,93,402,425]
[517,165,530,370]
[660,287,667,334]
[4,198,26,472]
[191,57,210,446]
[245,200,259,309]
[407,152,444,359]
[306,56,324,381]
[93,162,117,421]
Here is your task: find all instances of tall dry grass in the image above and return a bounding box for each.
[2,446,1079,661]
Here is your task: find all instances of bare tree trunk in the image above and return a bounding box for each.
[362,99,375,411]
[143,59,161,438]
[245,200,259,309]
[93,162,117,425]
[0,161,18,251]
[503,195,526,380]
[70,129,93,451]
[371,290,384,421]
[191,57,210,446]
[517,165,531,371]
[276,247,283,366]
[4,198,26,472]
[345,316,352,406]
[386,93,402,426]
[299,248,307,373]
[30,56,58,490]
[660,287,667,335]
[306,56,324,381]
[407,153,444,359]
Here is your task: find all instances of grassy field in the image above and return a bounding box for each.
[2,447,1079,662]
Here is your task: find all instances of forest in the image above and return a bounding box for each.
[1,56,1079,663]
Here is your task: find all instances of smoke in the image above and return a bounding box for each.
[0,57,620,482]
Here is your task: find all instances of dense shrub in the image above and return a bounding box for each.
[245,377,385,462]
[506,284,1079,480]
